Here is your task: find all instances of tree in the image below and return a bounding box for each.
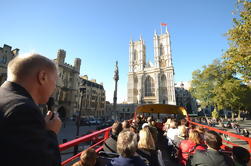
[224,0,251,82]
[190,59,223,109]
[191,59,251,117]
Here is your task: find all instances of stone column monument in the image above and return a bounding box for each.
[113,61,119,120]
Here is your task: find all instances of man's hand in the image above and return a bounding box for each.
[45,111,62,134]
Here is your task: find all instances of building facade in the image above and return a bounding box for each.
[53,49,81,118]
[127,29,176,105]
[79,75,106,118]
[106,102,137,121]
[175,82,198,114]
[0,44,19,85]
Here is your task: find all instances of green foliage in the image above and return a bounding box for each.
[224,0,251,82]
[190,59,250,112]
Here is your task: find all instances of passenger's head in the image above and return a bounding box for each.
[204,130,222,150]
[130,123,138,133]
[180,119,187,126]
[122,120,130,129]
[178,125,187,137]
[138,128,155,150]
[195,126,205,134]
[188,130,202,144]
[111,121,122,136]
[7,53,57,104]
[147,116,152,123]
[151,120,156,127]
[117,130,138,158]
[80,148,97,166]
[232,146,250,165]
[169,120,178,129]
[72,148,97,166]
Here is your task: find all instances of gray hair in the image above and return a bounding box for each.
[117,130,138,158]
[7,53,56,81]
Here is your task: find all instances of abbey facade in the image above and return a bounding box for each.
[127,29,176,105]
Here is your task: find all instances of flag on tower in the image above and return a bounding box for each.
[161,23,167,26]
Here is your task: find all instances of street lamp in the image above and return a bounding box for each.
[73,86,85,155]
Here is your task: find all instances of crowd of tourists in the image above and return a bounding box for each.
[73,116,251,166]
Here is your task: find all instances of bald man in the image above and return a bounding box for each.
[0,53,62,166]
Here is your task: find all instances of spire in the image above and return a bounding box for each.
[130,33,133,42]
[165,26,168,33]
[139,33,142,41]
[154,29,158,37]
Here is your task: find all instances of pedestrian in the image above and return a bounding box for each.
[242,129,249,138]
[235,124,241,134]
[0,53,62,166]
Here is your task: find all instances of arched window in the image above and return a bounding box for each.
[159,44,164,56]
[134,50,138,61]
[134,77,138,96]
[144,76,155,96]
[160,74,167,101]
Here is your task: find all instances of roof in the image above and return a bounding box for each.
[135,104,187,116]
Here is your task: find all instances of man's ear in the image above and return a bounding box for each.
[37,70,48,85]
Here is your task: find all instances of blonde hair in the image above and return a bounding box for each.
[138,128,156,150]
[72,148,97,166]
[117,130,138,157]
[189,130,201,144]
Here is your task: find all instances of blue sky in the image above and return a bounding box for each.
[0,0,236,103]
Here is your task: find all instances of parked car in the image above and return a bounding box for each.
[88,118,97,125]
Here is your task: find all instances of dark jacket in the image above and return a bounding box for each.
[107,156,147,166]
[0,82,61,166]
[136,148,159,166]
[103,134,118,153]
[191,149,234,166]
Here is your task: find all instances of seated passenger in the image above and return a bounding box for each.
[137,128,160,166]
[147,117,158,146]
[166,120,179,145]
[72,148,97,166]
[174,125,187,146]
[122,120,130,130]
[191,130,234,166]
[103,122,122,153]
[107,130,147,166]
[178,130,206,166]
[232,146,250,166]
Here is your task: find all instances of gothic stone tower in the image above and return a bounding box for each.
[127,29,176,105]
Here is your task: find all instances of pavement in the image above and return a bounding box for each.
[58,119,99,164]
[216,119,251,150]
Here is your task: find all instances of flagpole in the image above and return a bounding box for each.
[160,24,162,34]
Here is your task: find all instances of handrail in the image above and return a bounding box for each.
[61,138,105,165]
[188,120,251,151]
[59,126,112,165]
[59,127,111,151]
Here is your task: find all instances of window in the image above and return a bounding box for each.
[160,74,167,98]
[144,76,155,96]
[2,56,7,64]
[134,50,138,61]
